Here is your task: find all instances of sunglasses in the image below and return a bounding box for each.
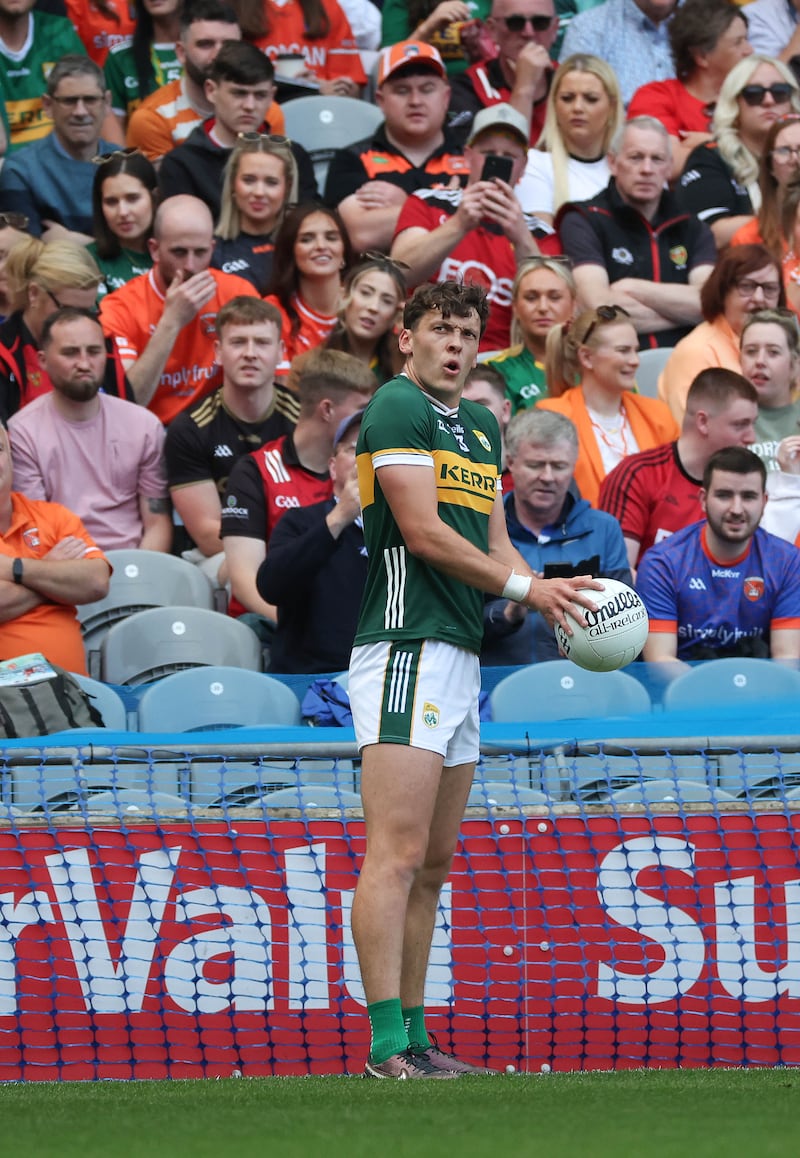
[92,146,140,165]
[582,304,630,344]
[739,83,794,107]
[0,212,28,230]
[237,132,291,145]
[497,13,554,32]
[361,249,411,274]
[518,255,574,273]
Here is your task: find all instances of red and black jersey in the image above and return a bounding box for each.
[597,440,702,568]
[447,57,552,146]
[220,431,332,545]
[324,122,469,206]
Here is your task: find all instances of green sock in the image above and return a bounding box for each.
[367,998,409,1065]
[402,1004,430,1051]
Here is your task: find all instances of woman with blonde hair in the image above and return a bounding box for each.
[679,54,800,248]
[487,255,577,413]
[538,305,678,506]
[0,237,132,422]
[214,135,299,295]
[324,253,405,385]
[516,54,622,224]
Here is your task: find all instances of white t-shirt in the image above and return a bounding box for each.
[515,150,611,217]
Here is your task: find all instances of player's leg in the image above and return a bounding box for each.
[352,742,457,1077]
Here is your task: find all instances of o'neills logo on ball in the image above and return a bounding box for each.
[583,590,646,636]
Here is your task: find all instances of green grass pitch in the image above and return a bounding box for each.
[0,1070,796,1158]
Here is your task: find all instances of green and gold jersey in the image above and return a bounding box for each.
[486,344,548,415]
[104,41,181,117]
[354,374,501,655]
[0,13,87,151]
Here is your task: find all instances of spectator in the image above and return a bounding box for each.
[482,408,631,663]
[247,0,368,96]
[729,115,800,254]
[392,103,550,353]
[324,254,405,385]
[104,0,183,131]
[558,117,716,350]
[462,364,512,477]
[8,307,171,553]
[487,254,576,412]
[628,0,753,179]
[99,194,258,424]
[0,425,109,674]
[265,204,354,372]
[381,0,492,77]
[89,149,157,302]
[0,0,86,153]
[0,57,117,243]
[0,237,131,424]
[157,41,316,217]
[559,0,677,107]
[221,348,375,633]
[739,308,800,472]
[678,56,800,249]
[760,434,800,545]
[658,244,785,424]
[212,135,297,295]
[256,408,367,672]
[65,0,136,68]
[742,0,800,65]
[0,213,30,321]
[324,41,469,254]
[598,367,758,570]
[539,304,678,506]
[165,296,300,585]
[125,0,260,163]
[448,0,558,145]
[516,53,622,224]
[782,176,800,314]
[638,445,800,662]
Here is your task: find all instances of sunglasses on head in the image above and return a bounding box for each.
[582,304,630,343]
[498,13,554,32]
[0,212,28,230]
[237,131,292,145]
[739,83,794,107]
[92,146,140,166]
[361,250,411,274]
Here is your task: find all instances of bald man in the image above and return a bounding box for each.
[99,194,258,424]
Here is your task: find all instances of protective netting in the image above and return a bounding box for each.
[0,737,800,1079]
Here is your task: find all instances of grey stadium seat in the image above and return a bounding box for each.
[490,660,652,723]
[100,606,262,686]
[662,658,800,711]
[635,346,673,400]
[137,667,301,732]
[281,94,384,189]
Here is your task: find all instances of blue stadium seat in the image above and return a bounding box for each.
[490,660,652,722]
[137,666,301,732]
[662,658,800,711]
[73,674,129,730]
[635,346,673,399]
[100,607,263,685]
[467,781,550,807]
[608,778,737,804]
[259,784,362,809]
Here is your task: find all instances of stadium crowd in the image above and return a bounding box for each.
[1,0,800,673]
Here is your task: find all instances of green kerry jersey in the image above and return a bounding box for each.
[0,13,86,151]
[354,374,502,655]
[486,344,548,415]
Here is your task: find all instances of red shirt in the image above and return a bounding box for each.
[627,79,712,137]
[597,440,702,568]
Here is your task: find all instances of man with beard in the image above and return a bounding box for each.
[637,445,800,662]
[7,307,171,552]
[126,0,285,164]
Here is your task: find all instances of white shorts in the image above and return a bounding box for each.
[348,639,481,767]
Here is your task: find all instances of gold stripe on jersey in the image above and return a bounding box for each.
[188,385,301,429]
[357,447,433,509]
[433,449,498,515]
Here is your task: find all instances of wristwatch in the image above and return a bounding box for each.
[11,558,23,585]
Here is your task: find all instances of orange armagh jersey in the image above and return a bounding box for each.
[99,268,259,424]
[252,0,367,83]
[126,76,286,161]
[0,492,109,674]
[65,0,135,65]
[263,291,338,375]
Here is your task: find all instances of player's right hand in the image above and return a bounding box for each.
[527,574,603,633]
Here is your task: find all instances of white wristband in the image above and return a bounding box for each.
[502,570,532,602]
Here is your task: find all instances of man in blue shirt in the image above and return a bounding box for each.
[637,446,800,662]
[0,55,117,242]
[559,0,678,106]
[482,408,631,663]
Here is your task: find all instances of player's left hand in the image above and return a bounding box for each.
[526,574,603,633]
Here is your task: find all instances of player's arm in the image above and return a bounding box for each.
[170,481,225,558]
[223,535,277,622]
[771,628,800,661]
[137,494,173,552]
[378,465,600,628]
